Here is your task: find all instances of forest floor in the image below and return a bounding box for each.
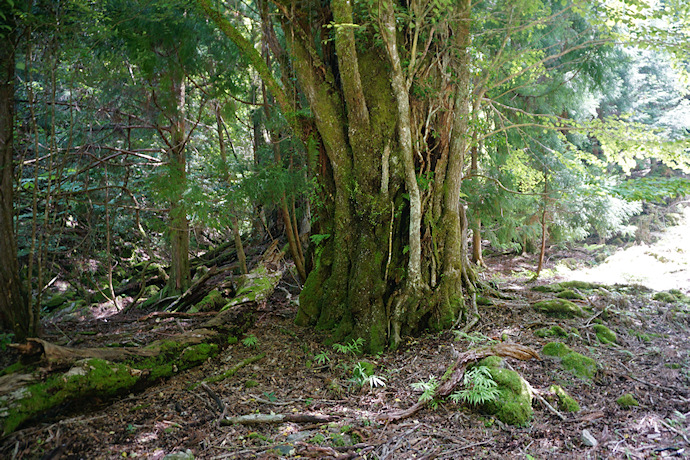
[2,212,690,459]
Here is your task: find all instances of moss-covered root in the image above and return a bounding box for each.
[549,385,580,412]
[476,357,533,426]
[542,342,597,380]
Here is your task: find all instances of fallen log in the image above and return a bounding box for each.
[1,263,283,435]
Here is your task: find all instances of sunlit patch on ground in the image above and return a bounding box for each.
[557,206,690,293]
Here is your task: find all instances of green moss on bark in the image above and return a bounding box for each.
[1,359,140,434]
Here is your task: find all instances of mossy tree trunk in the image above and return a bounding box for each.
[286,0,478,351]
[0,16,34,340]
[202,0,478,352]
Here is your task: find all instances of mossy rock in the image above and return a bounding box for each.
[533,299,585,318]
[653,291,677,303]
[549,385,580,412]
[616,393,639,408]
[475,357,533,426]
[556,289,586,300]
[542,342,571,358]
[534,325,569,339]
[44,292,77,310]
[592,324,617,345]
[653,290,688,304]
[542,342,597,380]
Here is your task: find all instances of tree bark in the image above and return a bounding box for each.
[0,16,33,340]
[167,73,191,293]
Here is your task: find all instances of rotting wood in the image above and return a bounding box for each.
[166,265,235,312]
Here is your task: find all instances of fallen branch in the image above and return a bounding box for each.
[202,353,266,385]
[221,413,339,426]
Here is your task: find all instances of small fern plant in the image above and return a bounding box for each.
[411,376,439,408]
[450,365,500,405]
[351,362,387,389]
[242,334,258,348]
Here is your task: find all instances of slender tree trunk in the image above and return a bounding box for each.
[435,0,476,329]
[167,74,191,293]
[0,21,32,340]
[470,146,484,266]
[215,104,248,274]
[536,174,549,276]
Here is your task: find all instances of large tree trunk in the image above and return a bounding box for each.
[201,0,478,352]
[0,18,33,340]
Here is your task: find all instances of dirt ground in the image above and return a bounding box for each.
[1,248,689,459]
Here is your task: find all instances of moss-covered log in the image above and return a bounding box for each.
[0,264,282,434]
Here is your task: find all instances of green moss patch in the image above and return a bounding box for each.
[558,280,601,290]
[616,393,639,408]
[653,290,689,304]
[549,385,580,412]
[531,284,563,293]
[542,342,597,380]
[533,299,585,318]
[592,324,617,345]
[475,357,533,426]
[534,325,569,339]
[556,289,586,300]
[532,281,601,294]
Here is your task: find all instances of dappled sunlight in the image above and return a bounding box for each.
[557,206,690,293]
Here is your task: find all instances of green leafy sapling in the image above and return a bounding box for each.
[333,338,364,356]
[314,351,331,365]
[411,376,439,405]
[450,365,500,405]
